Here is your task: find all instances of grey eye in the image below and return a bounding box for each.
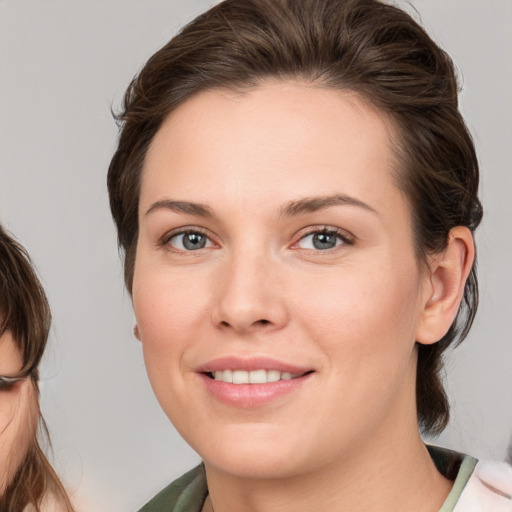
[169,231,212,251]
[312,232,339,250]
[297,230,343,250]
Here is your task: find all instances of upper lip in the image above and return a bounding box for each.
[196,356,312,375]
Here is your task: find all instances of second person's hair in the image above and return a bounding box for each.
[0,226,75,512]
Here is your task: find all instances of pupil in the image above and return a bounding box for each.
[183,233,206,250]
[313,232,336,250]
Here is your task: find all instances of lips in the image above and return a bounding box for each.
[197,357,314,407]
[197,356,310,374]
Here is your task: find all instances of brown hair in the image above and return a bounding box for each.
[107,0,482,434]
[0,226,75,511]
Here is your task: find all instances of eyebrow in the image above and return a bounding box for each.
[145,199,214,218]
[145,194,377,219]
[280,194,378,217]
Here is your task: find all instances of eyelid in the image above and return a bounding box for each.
[159,226,217,252]
[0,376,27,391]
[291,225,355,250]
[160,225,208,244]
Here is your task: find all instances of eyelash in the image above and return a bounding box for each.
[160,227,214,253]
[293,226,354,252]
[0,378,23,391]
[160,225,354,254]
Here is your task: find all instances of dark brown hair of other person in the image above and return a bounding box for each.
[0,226,75,511]
[107,0,482,435]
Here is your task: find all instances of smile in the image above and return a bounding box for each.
[197,358,315,407]
[210,369,303,384]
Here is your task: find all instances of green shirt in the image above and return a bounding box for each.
[138,446,477,512]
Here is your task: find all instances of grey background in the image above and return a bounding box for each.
[0,0,511,509]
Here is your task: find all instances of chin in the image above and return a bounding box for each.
[205,450,306,480]
[186,423,317,480]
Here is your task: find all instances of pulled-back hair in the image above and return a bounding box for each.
[0,226,75,511]
[108,0,482,434]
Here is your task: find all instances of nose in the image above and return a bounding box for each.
[211,250,289,335]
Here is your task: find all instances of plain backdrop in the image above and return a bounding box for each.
[1,0,511,510]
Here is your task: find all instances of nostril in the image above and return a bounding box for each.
[216,317,275,331]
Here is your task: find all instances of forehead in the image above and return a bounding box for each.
[141,81,403,215]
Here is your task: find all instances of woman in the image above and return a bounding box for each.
[0,226,75,511]
[107,0,512,510]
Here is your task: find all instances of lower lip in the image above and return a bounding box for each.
[199,373,312,408]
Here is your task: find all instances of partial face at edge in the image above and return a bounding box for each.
[0,331,36,493]
[132,82,431,478]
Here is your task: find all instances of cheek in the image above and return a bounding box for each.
[134,270,210,339]
[295,256,422,365]
[287,261,422,442]
[132,267,212,384]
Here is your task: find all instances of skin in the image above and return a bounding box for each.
[0,330,35,494]
[133,81,474,511]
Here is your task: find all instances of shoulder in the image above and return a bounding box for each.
[138,465,208,512]
[454,458,512,512]
[427,444,512,511]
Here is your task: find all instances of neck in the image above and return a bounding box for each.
[204,434,451,512]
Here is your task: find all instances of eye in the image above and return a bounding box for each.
[0,377,22,391]
[296,228,349,251]
[167,230,213,251]
[0,381,14,391]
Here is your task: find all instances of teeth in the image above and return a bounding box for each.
[266,370,280,382]
[233,370,249,384]
[212,369,301,384]
[248,369,266,384]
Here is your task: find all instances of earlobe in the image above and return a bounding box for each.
[415,227,475,345]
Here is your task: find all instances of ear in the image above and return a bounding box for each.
[415,226,475,345]
[133,324,141,341]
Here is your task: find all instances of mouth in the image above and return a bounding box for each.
[205,369,312,384]
[197,357,315,407]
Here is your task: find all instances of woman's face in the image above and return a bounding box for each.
[0,331,34,492]
[133,82,432,479]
